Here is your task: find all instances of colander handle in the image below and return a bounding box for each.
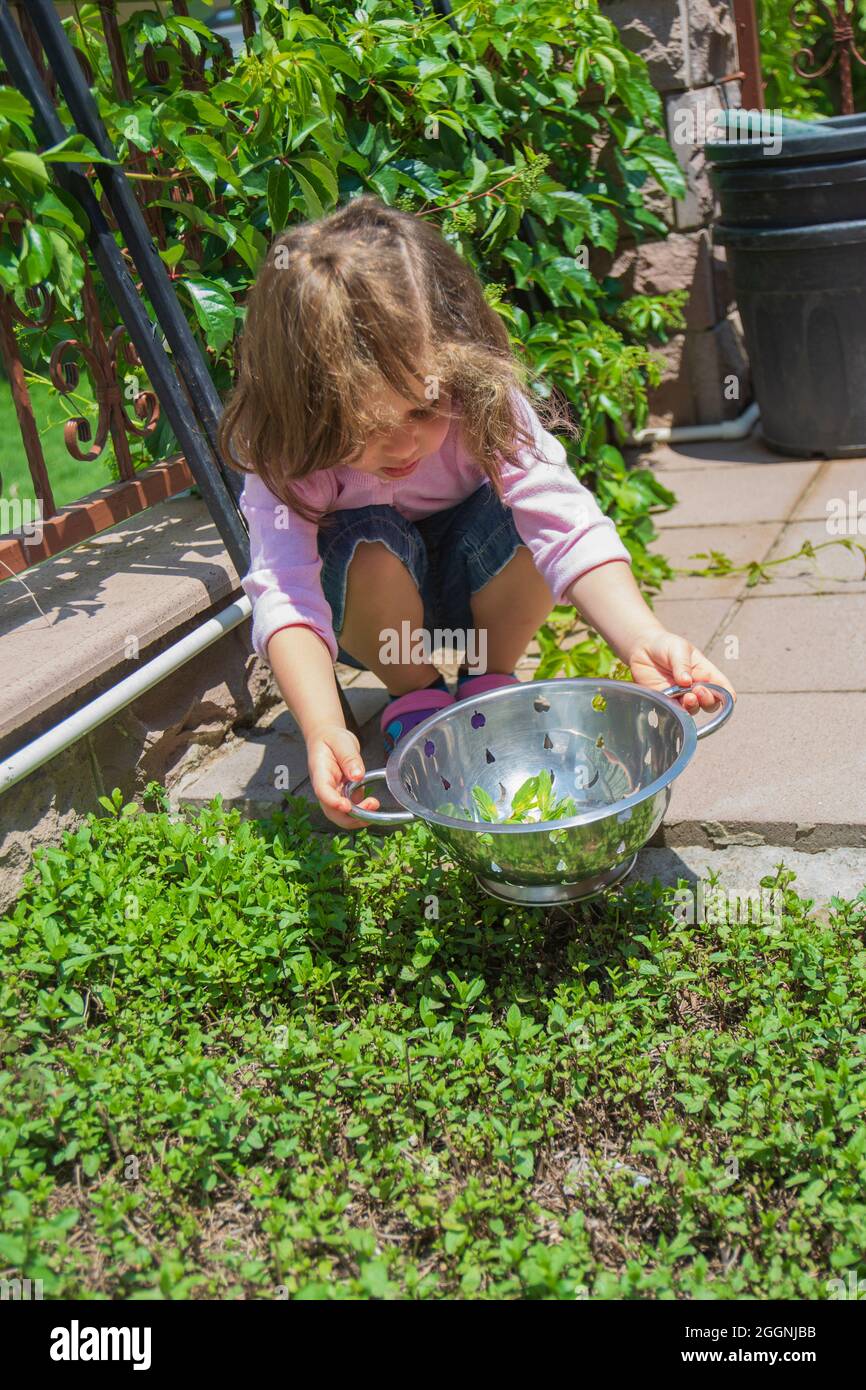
[342,767,416,824]
[661,683,735,740]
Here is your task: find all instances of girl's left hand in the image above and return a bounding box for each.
[627,627,737,715]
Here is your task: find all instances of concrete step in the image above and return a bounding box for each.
[634,844,866,912]
[0,495,240,749]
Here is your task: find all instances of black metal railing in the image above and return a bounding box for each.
[0,0,249,576]
[791,0,866,114]
[0,1,368,738]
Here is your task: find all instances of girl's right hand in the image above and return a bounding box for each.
[306,724,381,830]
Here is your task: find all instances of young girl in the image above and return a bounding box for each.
[219,195,736,831]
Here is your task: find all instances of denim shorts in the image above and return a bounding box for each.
[317,483,526,670]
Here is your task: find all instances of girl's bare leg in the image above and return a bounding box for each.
[337,541,439,695]
[468,545,556,674]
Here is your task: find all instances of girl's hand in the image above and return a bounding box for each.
[626,627,737,716]
[306,724,381,830]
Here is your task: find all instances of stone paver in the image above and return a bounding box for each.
[664,692,866,848]
[648,597,737,653]
[791,457,866,521]
[173,727,309,818]
[704,594,866,692]
[653,460,820,529]
[641,435,866,850]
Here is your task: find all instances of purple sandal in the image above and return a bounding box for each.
[456,671,521,701]
[381,687,455,756]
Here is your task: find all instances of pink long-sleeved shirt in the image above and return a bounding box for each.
[239,391,631,663]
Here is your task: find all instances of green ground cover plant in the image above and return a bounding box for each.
[1,787,864,1299]
[0,375,118,505]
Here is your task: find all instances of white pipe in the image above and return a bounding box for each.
[0,594,252,798]
[628,401,761,447]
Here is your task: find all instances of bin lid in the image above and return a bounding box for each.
[705,109,866,165]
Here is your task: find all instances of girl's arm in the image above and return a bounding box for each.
[266,624,346,741]
[266,624,381,830]
[565,560,737,715]
[492,390,632,604]
[491,393,736,715]
[239,471,338,668]
[239,473,379,828]
[564,560,665,662]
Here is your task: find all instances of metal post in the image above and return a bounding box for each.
[733,0,764,109]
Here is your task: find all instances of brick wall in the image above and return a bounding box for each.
[600,0,752,426]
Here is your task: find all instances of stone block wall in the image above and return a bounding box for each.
[0,615,279,912]
[600,0,752,425]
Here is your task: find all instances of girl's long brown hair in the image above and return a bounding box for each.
[218,194,577,528]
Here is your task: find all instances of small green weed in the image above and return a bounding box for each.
[1,787,864,1299]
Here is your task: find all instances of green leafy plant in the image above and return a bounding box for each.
[1,791,865,1298]
[613,289,688,344]
[440,770,581,825]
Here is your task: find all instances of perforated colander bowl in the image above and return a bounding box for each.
[343,677,734,905]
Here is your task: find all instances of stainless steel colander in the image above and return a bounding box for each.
[343,677,734,906]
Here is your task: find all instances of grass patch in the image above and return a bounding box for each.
[0,374,169,508]
[0,376,115,507]
[1,788,864,1300]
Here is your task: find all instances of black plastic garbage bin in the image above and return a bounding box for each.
[706,109,866,456]
[710,157,866,228]
[714,219,866,457]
